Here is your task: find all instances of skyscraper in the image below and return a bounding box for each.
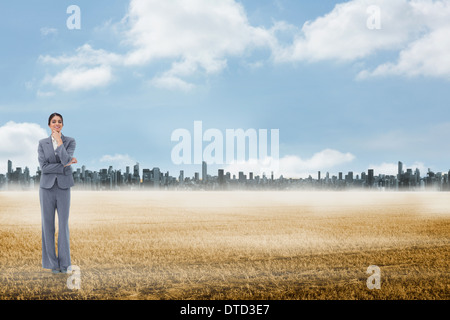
[7,160,12,174]
[346,171,354,183]
[133,162,140,184]
[398,161,403,178]
[152,167,160,187]
[179,170,184,185]
[218,169,224,185]
[7,160,12,181]
[202,161,207,183]
[142,168,152,185]
[368,169,374,187]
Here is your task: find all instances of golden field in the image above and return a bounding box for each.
[0,190,449,300]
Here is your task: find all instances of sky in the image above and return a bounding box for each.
[1,0,450,179]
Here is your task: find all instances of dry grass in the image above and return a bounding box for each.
[0,190,449,300]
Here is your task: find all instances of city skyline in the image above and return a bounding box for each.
[2,158,449,191]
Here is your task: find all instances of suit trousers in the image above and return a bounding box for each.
[40,180,71,270]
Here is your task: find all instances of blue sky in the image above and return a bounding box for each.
[1,0,450,179]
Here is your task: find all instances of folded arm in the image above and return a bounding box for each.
[38,142,64,174]
[55,138,76,166]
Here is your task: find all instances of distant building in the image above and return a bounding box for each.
[202,161,207,183]
[398,161,403,179]
[7,160,12,180]
[368,169,374,188]
[179,170,184,185]
[133,162,140,185]
[152,167,160,187]
[218,169,224,185]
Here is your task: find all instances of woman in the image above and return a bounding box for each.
[38,113,77,274]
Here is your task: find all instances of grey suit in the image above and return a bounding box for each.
[38,134,76,270]
[38,135,76,189]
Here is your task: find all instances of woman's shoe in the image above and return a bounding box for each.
[52,268,61,274]
[61,267,72,274]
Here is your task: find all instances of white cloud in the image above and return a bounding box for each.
[274,0,418,63]
[122,0,273,64]
[121,0,276,87]
[100,154,136,170]
[39,44,120,92]
[39,44,122,67]
[359,0,450,79]
[359,25,450,79]
[36,0,450,92]
[277,149,356,178]
[223,149,355,179]
[44,65,113,92]
[38,0,277,92]
[0,121,48,173]
[368,161,427,176]
[274,0,450,79]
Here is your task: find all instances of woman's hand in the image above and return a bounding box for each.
[52,130,63,146]
[64,157,78,167]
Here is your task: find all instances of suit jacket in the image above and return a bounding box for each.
[38,134,76,189]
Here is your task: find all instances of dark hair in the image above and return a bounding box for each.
[48,113,63,125]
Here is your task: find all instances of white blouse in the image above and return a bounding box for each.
[51,136,58,153]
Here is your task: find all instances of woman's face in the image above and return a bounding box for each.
[49,116,63,133]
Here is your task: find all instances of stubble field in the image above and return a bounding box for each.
[0,190,449,300]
